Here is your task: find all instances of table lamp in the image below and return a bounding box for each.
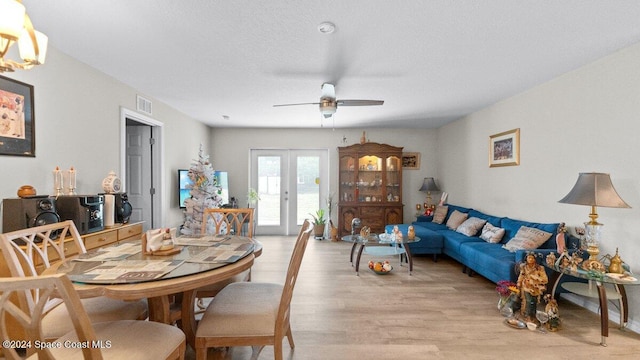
[419,177,440,212]
[558,172,630,270]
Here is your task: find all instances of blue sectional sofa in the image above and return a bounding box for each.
[386,204,578,284]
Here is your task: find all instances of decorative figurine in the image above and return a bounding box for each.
[517,253,548,322]
[544,294,560,332]
[360,131,366,144]
[407,225,416,240]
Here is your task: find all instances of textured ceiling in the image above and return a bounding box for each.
[22,0,640,128]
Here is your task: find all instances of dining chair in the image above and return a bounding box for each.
[0,273,186,360]
[195,219,313,360]
[0,220,148,340]
[195,208,256,310]
[201,207,254,237]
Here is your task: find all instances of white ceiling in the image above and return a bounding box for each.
[22,0,640,129]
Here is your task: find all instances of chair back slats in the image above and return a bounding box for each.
[201,208,254,237]
[0,221,86,314]
[0,274,103,360]
[275,219,313,336]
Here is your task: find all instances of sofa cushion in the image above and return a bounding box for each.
[459,242,518,283]
[455,217,487,237]
[502,226,552,252]
[443,204,472,223]
[446,210,469,230]
[479,222,505,243]
[500,217,560,249]
[468,209,504,227]
[432,205,448,224]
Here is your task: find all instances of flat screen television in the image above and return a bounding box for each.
[178,169,229,208]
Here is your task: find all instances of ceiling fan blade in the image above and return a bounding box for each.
[337,99,384,106]
[321,83,336,100]
[273,102,320,107]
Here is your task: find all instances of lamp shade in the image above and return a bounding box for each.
[419,177,440,192]
[0,0,26,42]
[558,172,630,208]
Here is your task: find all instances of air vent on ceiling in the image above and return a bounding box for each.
[136,95,152,116]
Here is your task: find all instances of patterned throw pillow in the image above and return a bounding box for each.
[502,226,552,252]
[455,217,487,237]
[432,206,448,224]
[479,223,506,243]
[446,210,469,230]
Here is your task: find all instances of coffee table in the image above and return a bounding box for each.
[341,233,421,275]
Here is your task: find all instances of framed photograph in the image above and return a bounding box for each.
[489,128,520,167]
[0,75,35,157]
[402,152,421,170]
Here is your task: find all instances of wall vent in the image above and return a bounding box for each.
[136,95,153,116]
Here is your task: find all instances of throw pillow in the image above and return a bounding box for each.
[479,223,506,243]
[502,226,552,252]
[456,217,487,237]
[446,210,469,230]
[432,206,448,224]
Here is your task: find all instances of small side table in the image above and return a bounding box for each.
[547,265,639,346]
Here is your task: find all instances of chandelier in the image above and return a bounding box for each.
[0,0,48,72]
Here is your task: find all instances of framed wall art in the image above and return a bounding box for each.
[489,128,520,167]
[402,152,421,170]
[0,75,35,157]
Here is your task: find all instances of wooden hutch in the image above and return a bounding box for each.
[337,142,403,236]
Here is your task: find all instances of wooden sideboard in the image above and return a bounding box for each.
[0,222,143,278]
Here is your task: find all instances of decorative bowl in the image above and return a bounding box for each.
[371,265,393,275]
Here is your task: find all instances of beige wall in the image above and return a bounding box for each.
[0,47,209,231]
[437,42,640,332]
[209,127,438,225]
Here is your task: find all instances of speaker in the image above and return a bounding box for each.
[2,197,61,233]
[114,193,132,224]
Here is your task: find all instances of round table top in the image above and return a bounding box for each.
[341,233,421,245]
[46,237,260,301]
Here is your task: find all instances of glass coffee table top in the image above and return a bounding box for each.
[341,233,420,275]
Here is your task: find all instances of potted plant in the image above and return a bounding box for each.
[309,209,326,239]
[247,188,260,208]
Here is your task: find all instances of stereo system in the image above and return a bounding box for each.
[2,197,60,233]
[2,193,133,234]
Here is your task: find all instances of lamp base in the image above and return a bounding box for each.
[581,245,606,272]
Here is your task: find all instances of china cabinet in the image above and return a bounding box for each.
[337,142,403,236]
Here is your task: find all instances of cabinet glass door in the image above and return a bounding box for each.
[386,156,401,203]
[339,155,356,202]
[357,155,383,203]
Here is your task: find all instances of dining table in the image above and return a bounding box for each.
[45,234,262,349]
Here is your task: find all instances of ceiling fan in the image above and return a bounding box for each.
[273,83,384,118]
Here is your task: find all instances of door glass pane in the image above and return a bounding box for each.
[296,156,320,225]
[257,156,281,226]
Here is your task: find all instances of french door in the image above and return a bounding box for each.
[250,149,329,235]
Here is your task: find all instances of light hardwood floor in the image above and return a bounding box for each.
[190,236,640,359]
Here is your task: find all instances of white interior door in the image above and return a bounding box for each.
[125,124,154,229]
[250,149,328,235]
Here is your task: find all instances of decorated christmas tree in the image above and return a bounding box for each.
[181,144,223,235]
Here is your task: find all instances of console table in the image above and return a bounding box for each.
[547,264,639,346]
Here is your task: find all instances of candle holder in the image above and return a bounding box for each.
[53,166,64,197]
[67,167,77,195]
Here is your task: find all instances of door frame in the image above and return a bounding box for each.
[250,149,329,236]
[119,107,165,228]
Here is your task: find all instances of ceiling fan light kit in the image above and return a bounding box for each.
[274,82,383,120]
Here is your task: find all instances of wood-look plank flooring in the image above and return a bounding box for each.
[188,236,640,359]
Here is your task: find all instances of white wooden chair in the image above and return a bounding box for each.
[0,273,185,360]
[0,220,148,340]
[195,220,313,360]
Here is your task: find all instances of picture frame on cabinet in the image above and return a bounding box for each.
[0,75,35,157]
[489,128,520,167]
[402,152,420,170]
